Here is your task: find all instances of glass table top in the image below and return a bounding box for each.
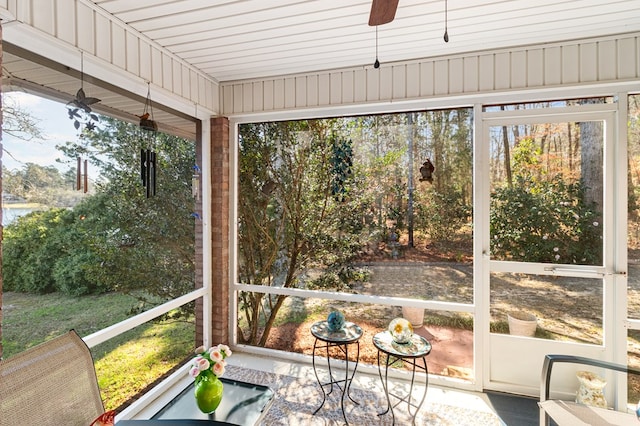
[372,331,432,358]
[150,377,273,425]
[310,321,363,343]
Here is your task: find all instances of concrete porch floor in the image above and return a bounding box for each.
[227,351,538,425]
[122,351,538,425]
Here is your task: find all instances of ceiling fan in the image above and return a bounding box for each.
[368,0,399,26]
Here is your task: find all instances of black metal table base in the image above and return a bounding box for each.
[312,338,360,425]
[377,352,429,426]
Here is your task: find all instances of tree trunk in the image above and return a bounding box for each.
[502,126,512,186]
[581,120,603,207]
[579,100,604,210]
[257,294,287,347]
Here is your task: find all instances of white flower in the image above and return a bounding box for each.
[553,247,559,252]
[210,349,223,363]
[194,356,210,371]
[218,344,232,357]
[188,343,232,381]
[593,221,599,227]
[213,361,225,377]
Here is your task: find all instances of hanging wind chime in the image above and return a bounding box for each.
[192,164,201,201]
[67,51,100,194]
[138,83,158,198]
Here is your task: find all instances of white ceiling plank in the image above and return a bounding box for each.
[113,0,245,24]
[83,0,640,82]
[91,0,181,15]
[4,0,640,135]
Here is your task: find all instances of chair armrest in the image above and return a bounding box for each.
[540,354,640,426]
[541,354,640,402]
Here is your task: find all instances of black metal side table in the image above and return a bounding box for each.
[372,331,432,425]
[310,320,363,425]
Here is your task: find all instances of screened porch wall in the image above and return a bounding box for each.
[220,32,640,115]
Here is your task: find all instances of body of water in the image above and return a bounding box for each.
[2,207,42,226]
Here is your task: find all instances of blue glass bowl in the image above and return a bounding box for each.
[327,311,346,331]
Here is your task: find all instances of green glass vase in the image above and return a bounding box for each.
[194,374,224,414]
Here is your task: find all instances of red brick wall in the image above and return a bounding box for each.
[195,117,230,347]
[210,117,230,345]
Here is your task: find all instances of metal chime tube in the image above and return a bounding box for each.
[84,159,88,193]
[151,151,156,197]
[147,149,152,197]
[142,148,157,198]
[141,149,147,187]
[76,156,89,192]
[145,149,150,198]
[76,157,81,190]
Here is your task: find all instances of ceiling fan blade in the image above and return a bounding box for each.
[369,0,399,26]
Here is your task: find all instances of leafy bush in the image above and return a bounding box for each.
[3,209,67,293]
[490,175,602,264]
[3,206,107,295]
[307,265,371,291]
[53,250,105,296]
[414,188,471,242]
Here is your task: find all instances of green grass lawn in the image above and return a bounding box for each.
[6,290,640,409]
[2,291,195,410]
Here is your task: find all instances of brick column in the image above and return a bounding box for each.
[195,117,230,347]
[210,117,230,345]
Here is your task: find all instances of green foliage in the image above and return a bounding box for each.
[329,134,353,201]
[490,175,602,264]
[510,137,551,187]
[3,209,67,293]
[307,265,371,291]
[53,251,102,296]
[3,203,109,296]
[2,163,83,207]
[56,118,196,302]
[237,120,365,345]
[414,187,471,241]
[3,117,195,301]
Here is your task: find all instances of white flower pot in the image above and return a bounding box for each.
[507,312,537,337]
[402,306,424,328]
